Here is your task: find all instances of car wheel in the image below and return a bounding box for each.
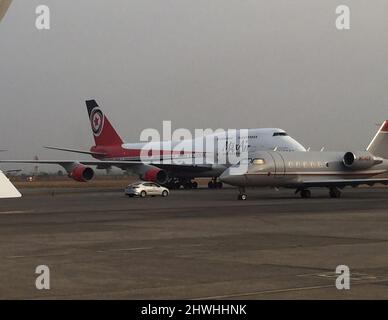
[140,191,147,198]
[162,190,169,197]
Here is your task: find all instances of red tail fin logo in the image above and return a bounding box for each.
[85,100,124,146]
[90,108,104,137]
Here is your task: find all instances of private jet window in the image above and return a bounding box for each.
[288,161,293,168]
[252,158,265,165]
[273,132,288,136]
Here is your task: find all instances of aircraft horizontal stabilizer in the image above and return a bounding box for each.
[44,146,107,157]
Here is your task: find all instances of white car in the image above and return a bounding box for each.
[125,181,169,198]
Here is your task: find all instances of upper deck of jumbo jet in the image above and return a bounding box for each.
[120,127,306,152]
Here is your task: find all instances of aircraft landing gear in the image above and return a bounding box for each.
[329,187,341,198]
[184,180,198,189]
[300,189,312,198]
[208,178,223,189]
[165,178,198,190]
[237,187,247,200]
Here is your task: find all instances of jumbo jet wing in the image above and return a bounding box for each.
[292,178,388,189]
[0,159,214,172]
[0,169,21,198]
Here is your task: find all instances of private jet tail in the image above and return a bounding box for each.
[0,170,21,198]
[86,100,124,146]
[367,120,388,159]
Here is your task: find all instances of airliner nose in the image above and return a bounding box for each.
[220,169,245,186]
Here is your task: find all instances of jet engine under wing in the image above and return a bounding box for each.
[0,170,21,198]
[293,178,388,189]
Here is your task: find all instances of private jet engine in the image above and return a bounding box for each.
[343,151,382,170]
[140,167,168,185]
[68,164,94,182]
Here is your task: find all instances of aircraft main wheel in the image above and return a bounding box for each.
[174,182,182,189]
[184,182,192,189]
[329,188,341,198]
[300,189,311,198]
[238,194,247,200]
[208,181,214,189]
[192,181,198,189]
[140,191,147,198]
[162,190,169,197]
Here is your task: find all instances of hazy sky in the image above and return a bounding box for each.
[1,1,388,171]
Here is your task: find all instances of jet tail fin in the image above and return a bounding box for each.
[367,121,388,159]
[85,100,123,146]
[0,170,21,198]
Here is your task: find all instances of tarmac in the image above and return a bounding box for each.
[1,186,388,299]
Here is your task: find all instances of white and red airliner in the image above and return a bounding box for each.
[0,100,306,189]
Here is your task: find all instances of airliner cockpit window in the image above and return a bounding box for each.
[273,132,288,136]
[252,158,265,165]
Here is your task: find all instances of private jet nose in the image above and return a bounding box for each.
[220,169,246,186]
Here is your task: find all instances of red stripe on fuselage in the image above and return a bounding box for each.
[90,145,205,160]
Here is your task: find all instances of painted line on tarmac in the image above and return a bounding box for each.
[96,247,153,253]
[195,284,335,300]
[7,253,69,259]
[196,277,388,300]
[0,210,34,215]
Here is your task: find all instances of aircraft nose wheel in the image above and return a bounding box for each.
[300,189,311,198]
[329,188,341,198]
[238,194,247,200]
[237,187,247,200]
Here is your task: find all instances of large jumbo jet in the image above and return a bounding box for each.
[221,121,388,200]
[0,100,306,189]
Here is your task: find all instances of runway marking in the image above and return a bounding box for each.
[0,210,34,215]
[7,253,68,259]
[96,247,153,253]
[297,272,379,281]
[196,277,388,300]
[196,284,336,299]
